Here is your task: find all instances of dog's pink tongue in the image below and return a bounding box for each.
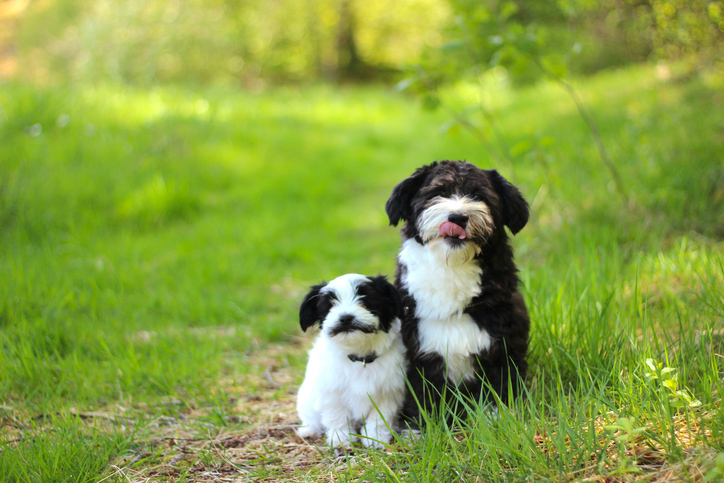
[439,222,466,239]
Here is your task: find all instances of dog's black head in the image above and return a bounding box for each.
[385,161,529,249]
[299,274,403,336]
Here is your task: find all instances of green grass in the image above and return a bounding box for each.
[1,61,723,481]
[0,414,136,483]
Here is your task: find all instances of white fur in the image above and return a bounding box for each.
[399,239,482,320]
[296,275,407,449]
[399,238,493,382]
[417,315,493,382]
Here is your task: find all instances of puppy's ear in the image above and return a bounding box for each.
[488,169,529,235]
[370,275,403,321]
[386,163,437,226]
[299,283,327,332]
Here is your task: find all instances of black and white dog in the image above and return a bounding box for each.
[385,160,530,424]
[296,274,407,448]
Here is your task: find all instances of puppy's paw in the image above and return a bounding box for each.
[334,447,353,458]
[360,435,389,449]
[399,427,422,442]
[360,424,392,449]
[326,430,353,449]
[296,426,322,439]
[485,406,500,421]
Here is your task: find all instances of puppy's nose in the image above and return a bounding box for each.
[448,213,468,228]
[339,314,355,325]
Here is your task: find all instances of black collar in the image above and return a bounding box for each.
[347,352,379,366]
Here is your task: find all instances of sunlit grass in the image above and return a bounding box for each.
[0,60,723,481]
[0,414,136,483]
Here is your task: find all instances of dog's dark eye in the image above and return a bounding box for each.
[470,194,479,201]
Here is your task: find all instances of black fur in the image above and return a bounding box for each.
[299,282,332,332]
[488,169,529,235]
[356,275,404,332]
[385,163,437,227]
[386,160,531,425]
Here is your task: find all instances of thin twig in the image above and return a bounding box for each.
[442,105,503,163]
[414,64,506,166]
[560,77,629,205]
[532,57,630,206]
[168,452,186,466]
[457,17,513,165]
[264,366,280,389]
[96,465,128,483]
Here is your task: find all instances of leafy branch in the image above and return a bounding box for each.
[399,0,630,206]
[530,56,629,206]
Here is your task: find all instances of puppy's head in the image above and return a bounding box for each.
[386,161,528,264]
[299,274,402,344]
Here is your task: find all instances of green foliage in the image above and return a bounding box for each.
[405,0,724,94]
[604,417,647,475]
[644,358,702,410]
[401,1,724,213]
[594,0,724,61]
[705,453,724,482]
[13,0,451,85]
[10,0,723,85]
[7,0,724,85]
[604,417,646,444]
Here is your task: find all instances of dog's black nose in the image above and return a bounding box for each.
[448,213,468,228]
[339,314,355,325]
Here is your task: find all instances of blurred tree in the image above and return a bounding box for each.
[9,0,721,85]
[11,0,451,85]
[563,0,724,70]
[337,0,365,79]
[408,0,723,88]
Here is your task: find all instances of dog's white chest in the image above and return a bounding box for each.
[399,239,492,382]
[399,239,483,320]
[417,315,492,382]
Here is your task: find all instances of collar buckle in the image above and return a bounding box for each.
[347,352,379,366]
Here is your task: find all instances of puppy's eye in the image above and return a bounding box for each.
[470,194,479,201]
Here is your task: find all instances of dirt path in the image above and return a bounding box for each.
[114,340,354,482]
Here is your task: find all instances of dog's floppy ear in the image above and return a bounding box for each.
[370,275,403,321]
[488,169,529,235]
[386,163,437,226]
[299,282,327,332]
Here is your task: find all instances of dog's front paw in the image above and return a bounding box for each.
[360,436,387,449]
[360,429,392,449]
[296,425,322,439]
[399,427,422,442]
[326,430,353,449]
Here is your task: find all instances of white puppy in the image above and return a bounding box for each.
[296,274,407,449]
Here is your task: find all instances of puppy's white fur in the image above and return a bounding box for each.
[296,274,407,449]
